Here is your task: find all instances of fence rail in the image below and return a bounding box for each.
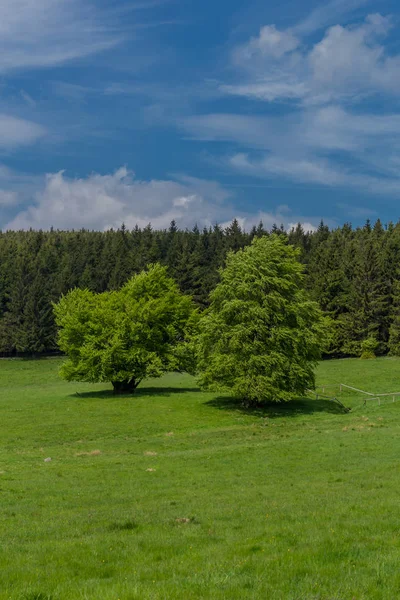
[314,382,400,407]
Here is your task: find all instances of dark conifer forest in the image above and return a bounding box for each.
[1,218,400,358]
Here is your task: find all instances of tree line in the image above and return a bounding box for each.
[1,218,400,357]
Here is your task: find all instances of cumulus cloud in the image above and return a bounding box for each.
[287,222,317,233]
[225,14,400,104]
[308,15,398,99]
[5,168,232,230]
[234,25,300,63]
[3,167,319,233]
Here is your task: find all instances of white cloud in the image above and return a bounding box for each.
[180,107,400,157]
[225,14,400,104]
[5,168,233,231]
[234,25,300,63]
[0,0,121,72]
[3,167,319,233]
[178,105,400,195]
[173,195,197,208]
[0,114,45,148]
[308,15,397,99]
[177,9,400,199]
[228,151,400,197]
[0,190,18,206]
[229,153,345,187]
[225,211,319,233]
[294,0,374,36]
[287,222,317,233]
[220,81,308,102]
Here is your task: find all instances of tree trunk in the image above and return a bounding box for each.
[112,379,137,395]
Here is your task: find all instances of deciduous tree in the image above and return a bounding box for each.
[196,236,328,404]
[54,264,197,393]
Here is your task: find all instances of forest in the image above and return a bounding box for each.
[1,217,400,358]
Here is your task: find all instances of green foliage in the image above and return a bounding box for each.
[360,337,378,359]
[360,350,376,359]
[196,236,328,404]
[2,218,400,359]
[54,264,197,392]
[389,323,400,356]
[389,280,400,356]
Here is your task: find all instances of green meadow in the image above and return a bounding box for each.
[1,357,400,600]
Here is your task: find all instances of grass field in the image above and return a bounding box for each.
[2,357,400,599]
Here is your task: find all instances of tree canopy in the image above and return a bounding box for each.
[196,236,328,404]
[2,220,400,359]
[53,264,197,393]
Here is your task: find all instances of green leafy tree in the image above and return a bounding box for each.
[196,236,328,405]
[54,264,197,393]
[360,337,379,359]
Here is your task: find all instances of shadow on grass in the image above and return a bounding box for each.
[138,386,201,396]
[71,386,201,400]
[206,396,348,417]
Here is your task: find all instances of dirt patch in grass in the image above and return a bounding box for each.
[175,518,191,524]
[76,450,101,457]
[174,516,199,526]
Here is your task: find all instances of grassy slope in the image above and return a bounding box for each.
[1,358,400,599]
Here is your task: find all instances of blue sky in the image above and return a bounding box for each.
[1,0,400,231]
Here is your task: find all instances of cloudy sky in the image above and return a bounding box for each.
[1,0,400,231]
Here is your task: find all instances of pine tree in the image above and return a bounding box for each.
[389,280,400,355]
[341,224,389,355]
[225,219,244,252]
